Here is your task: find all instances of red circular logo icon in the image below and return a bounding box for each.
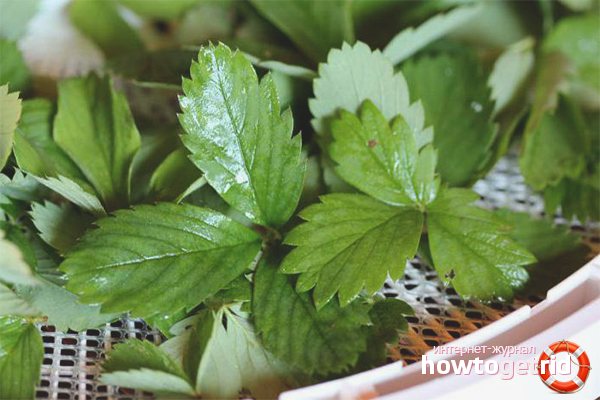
[537,340,591,393]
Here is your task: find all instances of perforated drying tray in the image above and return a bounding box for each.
[35,155,600,400]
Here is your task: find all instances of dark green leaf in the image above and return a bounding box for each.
[54,75,141,211]
[30,201,94,254]
[102,339,195,397]
[520,96,586,190]
[61,203,262,319]
[254,259,371,374]
[0,85,21,170]
[0,317,43,400]
[359,298,413,368]
[496,209,582,262]
[250,0,354,62]
[330,100,439,207]
[427,188,536,300]
[179,43,305,227]
[149,148,203,202]
[282,193,423,308]
[403,53,497,186]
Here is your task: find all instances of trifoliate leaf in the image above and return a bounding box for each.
[36,175,105,216]
[0,229,38,285]
[61,203,262,319]
[102,339,195,397]
[54,75,141,211]
[194,307,295,398]
[310,41,432,148]
[488,37,535,116]
[0,317,44,400]
[280,195,422,309]
[0,40,30,92]
[30,201,94,254]
[0,282,38,316]
[427,188,536,300]
[496,209,582,262]
[253,260,372,374]
[383,5,480,65]
[179,43,305,227]
[544,15,600,95]
[149,148,203,202]
[520,96,586,190]
[402,53,497,186]
[69,0,143,58]
[250,0,354,63]
[0,85,21,170]
[330,100,439,207]
[16,278,118,332]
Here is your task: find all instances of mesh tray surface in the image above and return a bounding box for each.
[35,155,600,399]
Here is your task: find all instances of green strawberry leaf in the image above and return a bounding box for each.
[102,339,195,397]
[544,14,600,96]
[149,148,203,202]
[330,99,439,207]
[191,307,295,398]
[30,201,94,254]
[281,193,423,308]
[250,0,354,63]
[54,75,141,211]
[383,5,480,65]
[13,99,81,179]
[0,40,30,92]
[0,317,44,400]
[310,41,433,148]
[61,203,262,320]
[69,0,143,58]
[117,0,199,20]
[0,228,38,285]
[402,52,497,187]
[427,188,536,300]
[179,43,305,228]
[254,259,372,374]
[36,176,105,216]
[544,172,600,222]
[0,282,38,316]
[496,209,582,262]
[105,306,294,399]
[488,37,535,116]
[16,278,118,332]
[359,297,413,369]
[0,85,21,170]
[520,96,587,190]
